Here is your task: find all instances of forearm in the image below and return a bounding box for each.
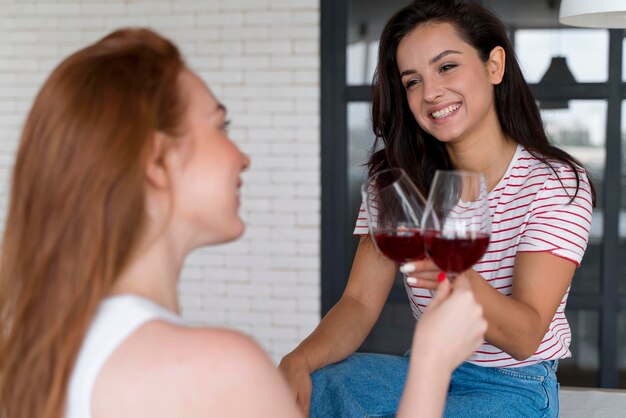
[283,294,380,372]
[284,237,396,372]
[467,270,544,360]
[397,351,451,418]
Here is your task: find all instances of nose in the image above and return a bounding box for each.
[422,77,444,103]
[241,152,251,171]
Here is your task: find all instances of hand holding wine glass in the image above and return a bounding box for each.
[361,168,427,264]
[422,170,490,279]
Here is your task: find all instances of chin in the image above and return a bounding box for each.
[231,219,246,239]
[432,130,463,143]
[197,218,246,247]
[222,218,246,243]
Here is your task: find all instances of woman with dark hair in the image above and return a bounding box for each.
[0,27,485,418]
[280,1,594,417]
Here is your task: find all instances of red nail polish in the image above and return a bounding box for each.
[438,272,446,283]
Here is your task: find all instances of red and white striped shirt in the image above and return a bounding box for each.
[354,146,594,368]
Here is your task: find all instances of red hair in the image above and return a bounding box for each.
[0,28,186,418]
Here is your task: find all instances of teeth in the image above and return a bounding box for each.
[431,103,460,119]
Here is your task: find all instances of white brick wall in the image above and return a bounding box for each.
[0,0,320,363]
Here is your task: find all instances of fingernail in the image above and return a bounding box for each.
[400,263,416,274]
[406,277,417,286]
[438,272,446,283]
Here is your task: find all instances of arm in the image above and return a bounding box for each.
[403,173,593,360]
[397,275,486,418]
[477,170,593,359]
[279,235,397,414]
[216,332,304,418]
[92,324,303,418]
[466,252,574,359]
[402,253,574,361]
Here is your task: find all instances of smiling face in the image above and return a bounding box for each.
[396,22,504,144]
[167,70,250,247]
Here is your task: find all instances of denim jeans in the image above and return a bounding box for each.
[310,353,559,418]
[445,360,559,418]
[310,353,408,418]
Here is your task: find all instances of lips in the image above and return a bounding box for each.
[430,103,461,119]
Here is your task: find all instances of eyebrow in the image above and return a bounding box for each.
[430,49,462,65]
[399,49,463,78]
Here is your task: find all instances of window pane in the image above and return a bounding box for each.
[347,0,408,85]
[348,102,374,250]
[347,103,373,194]
[516,29,608,83]
[348,102,414,354]
[558,310,600,387]
[347,41,378,85]
[542,101,606,293]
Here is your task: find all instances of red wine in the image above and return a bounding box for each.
[423,231,489,273]
[374,229,425,263]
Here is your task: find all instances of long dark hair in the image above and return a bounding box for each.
[0,28,186,418]
[369,0,595,204]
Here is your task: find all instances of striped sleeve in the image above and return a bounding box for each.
[354,199,370,235]
[517,167,593,266]
[353,182,377,236]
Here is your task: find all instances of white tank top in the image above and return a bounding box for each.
[65,295,185,418]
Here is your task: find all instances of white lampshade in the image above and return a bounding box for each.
[559,0,626,28]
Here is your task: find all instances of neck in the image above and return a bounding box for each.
[445,129,517,192]
[110,227,187,314]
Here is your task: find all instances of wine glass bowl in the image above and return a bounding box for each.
[361,168,427,264]
[422,170,490,276]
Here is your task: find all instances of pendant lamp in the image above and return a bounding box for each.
[559,0,626,28]
[539,56,577,110]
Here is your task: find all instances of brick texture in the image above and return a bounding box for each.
[0,0,320,363]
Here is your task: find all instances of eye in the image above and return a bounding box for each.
[439,63,457,73]
[404,78,421,90]
[221,119,231,131]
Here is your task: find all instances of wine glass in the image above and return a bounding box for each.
[422,170,490,278]
[361,168,427,264]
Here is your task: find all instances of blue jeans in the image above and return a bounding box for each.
[310,353,408,418]
[445,360,559,417]
[310,353,559,418]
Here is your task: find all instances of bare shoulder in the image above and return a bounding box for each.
[92,321,301,418]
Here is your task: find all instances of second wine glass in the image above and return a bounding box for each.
[422,170,491,278]
[361,168,427,264]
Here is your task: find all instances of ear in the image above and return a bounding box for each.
[486,46,505,85]
[145,131,170,190]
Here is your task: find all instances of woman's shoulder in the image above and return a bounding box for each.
[518,147,587,172]
[156,322,270,363]
[511,147,593,211]
[511,147,589,184]
[91,321,298,418]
